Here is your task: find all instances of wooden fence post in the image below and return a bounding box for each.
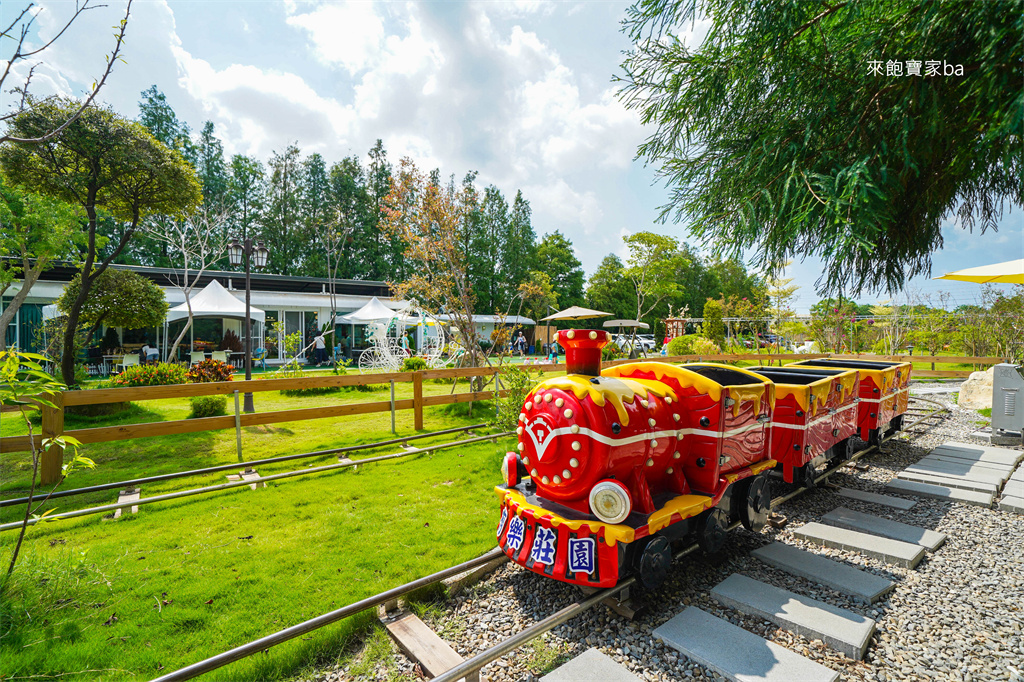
[413,372,424,431]
[40,392,65,485]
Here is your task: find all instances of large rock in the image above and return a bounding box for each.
[959,367,994,411]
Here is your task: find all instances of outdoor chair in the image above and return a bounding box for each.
[190,351,205,366]
[211,351,228,364]
[253,348,267,371]
[115,354,139,373]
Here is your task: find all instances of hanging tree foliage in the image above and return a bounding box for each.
[618,0,1022,295]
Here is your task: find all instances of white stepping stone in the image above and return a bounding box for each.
[1003,478,1024,498]
[751,543,895,604]
[932,442,1024,466]
[792,522,925,569]
[113,488,140,518]
[835,487,915,510]
[998,496,1024,514]
[821,507,946,551]
[542,648,641,682]
[920,455,1014,473]
[653,607,838,682]
[904,460,1008,484]
[896,470,999,494]
[711,574,875,660]
[885,479,994,507]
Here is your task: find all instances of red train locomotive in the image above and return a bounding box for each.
[494,330,913,590]
[496,330,777,589]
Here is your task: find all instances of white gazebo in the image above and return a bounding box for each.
[163,280,265,360]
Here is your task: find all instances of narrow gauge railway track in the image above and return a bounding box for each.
[0,427,508,532]
[149,395,949,682]
[0,423,489,508]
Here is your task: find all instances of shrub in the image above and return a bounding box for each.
[110,362,188,387]
[219,329,242,352]
[102,327,120,351]
[701,299,726,348]
[189,395,227,418]
[495,366,534,431]
[602,343,625,361]
[186,359,234,383]
[666,335,721,357]
[401,356,428,372]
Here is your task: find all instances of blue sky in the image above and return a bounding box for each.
[16,0,1023,312]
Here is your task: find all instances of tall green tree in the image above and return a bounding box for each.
[0,181,81,348]
[1,98,202,383]
[622,232,687,334]
[619,0,1022,294]
[367,139,397,281]
[328,156,373,279]
[534,231,585,314]
[473,185,508,313]
[262,145,304,276]
[196,121,229,210]
[503,190,537,304]
[300,153,333,277]
[585,254,635,320]
[228,154,266,248]
[56,269,168,342]
[138,85,196,164]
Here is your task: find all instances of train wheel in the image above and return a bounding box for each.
[696,508,730,555]
[827,437,855,468]
[741,474,770,532]
[797,462,818,489]
[632,535,672,591]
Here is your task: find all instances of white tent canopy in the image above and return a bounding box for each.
[336,296,397,324]
[166,279,265,324]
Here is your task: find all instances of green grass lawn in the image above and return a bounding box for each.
[1,401,513,681]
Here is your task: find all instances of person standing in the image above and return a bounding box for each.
[514,331,527,357]
[313,331,327,366]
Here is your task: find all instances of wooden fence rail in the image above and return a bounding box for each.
[2,353,1002,484]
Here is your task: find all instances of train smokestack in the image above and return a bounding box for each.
[557,329,611,376]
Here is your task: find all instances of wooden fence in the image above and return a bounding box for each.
[2,353,1002,485]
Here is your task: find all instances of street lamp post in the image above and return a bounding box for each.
[227,236,269,413]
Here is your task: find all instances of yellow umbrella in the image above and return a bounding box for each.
[935,258,1024,284]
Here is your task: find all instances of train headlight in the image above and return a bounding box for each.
[589,480,632,524]
[502,452,521,488]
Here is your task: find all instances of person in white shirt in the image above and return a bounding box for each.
[313,332,327,366]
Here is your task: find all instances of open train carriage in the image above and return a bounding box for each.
[496,331,776,589]
[740,365,860,485]
[787,358,912,444]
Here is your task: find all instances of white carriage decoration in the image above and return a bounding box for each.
[342,298,461,373]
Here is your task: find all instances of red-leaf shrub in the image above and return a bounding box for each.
[186,359,234,383]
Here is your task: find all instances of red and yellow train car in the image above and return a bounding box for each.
[787,358,912,444]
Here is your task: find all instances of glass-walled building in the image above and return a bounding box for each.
[1,263,400,366]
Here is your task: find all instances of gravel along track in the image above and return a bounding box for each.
[308,392,1024,682]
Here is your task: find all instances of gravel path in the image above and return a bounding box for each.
[304,391,1024,682]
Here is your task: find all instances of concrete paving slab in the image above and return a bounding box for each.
[932,442,1024,466]
[1002,479,1024,498]
[751,543,895,604]
[885,479,994,507]
[821,507,946,552]
[113,488,140,518]
[711,574,875,660]
[998,496,1024,514]
[903,460,1007,484]
[792,522,925,569]
[653,607,839,682]
[896,470,1000,494]
[835,488,916,510]
[921,455,1014,472]
[542,648,641,682]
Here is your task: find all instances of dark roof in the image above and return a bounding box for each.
[35,262,393,297]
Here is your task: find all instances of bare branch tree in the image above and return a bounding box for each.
[144,207,230,361]
[1,0,132,145]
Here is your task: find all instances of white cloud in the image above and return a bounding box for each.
[285,2,385,74]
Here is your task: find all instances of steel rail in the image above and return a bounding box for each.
[0,423,489,508]
[0,432,511,532]
[433,527,735,682]
[148,547,507,682]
